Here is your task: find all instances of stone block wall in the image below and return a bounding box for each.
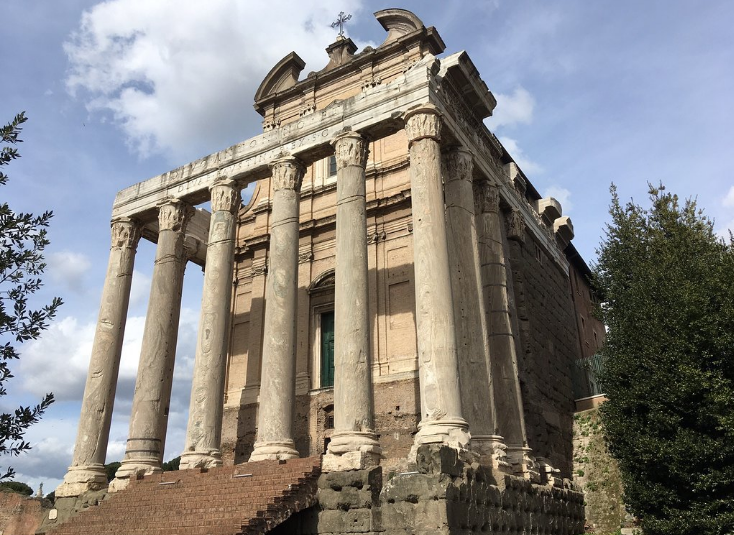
[507,230,582,477]
[274,446,585,535]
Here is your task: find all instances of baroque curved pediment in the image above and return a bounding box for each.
[254,51,306,104]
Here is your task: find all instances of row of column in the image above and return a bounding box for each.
[57,104,532,498]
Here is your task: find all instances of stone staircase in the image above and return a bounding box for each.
[43,457,321,535]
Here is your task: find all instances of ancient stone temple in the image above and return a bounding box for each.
[48,8,589,535]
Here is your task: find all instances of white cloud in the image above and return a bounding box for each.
[15,306,200,483]
[498,136,543,176]
[65,0,365,161]
[486,86,535,129]
[129,269,152,309]
[47,251,92,293]
[723,186,734,208]
[544,185,573,213]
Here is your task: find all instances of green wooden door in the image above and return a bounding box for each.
[320,311,335,387]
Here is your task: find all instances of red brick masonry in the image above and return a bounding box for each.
[46,457,321,535]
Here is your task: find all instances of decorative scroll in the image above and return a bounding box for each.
[404,106,441,144]
[210,179,240,213]
[110,218,142,250]
[270,157,305,192]
[158,199,194,232]
[332,133,369,170]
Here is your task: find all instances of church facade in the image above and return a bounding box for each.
[54,8,589,534]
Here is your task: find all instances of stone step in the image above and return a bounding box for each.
[42,457,320,535]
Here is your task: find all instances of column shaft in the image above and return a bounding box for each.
[56,218,141,497]
[476,182,532,472]
[324,133,381,471]
[405,106,469,452]
[111,200,193,491]
[249,157,305,461]
[180,180,240,469]
[444,149,504,460]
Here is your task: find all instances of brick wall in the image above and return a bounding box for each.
[0,492,48,535]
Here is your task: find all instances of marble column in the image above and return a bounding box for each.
[56,218,141,497]
[180,179,240,470]
[404,105,470,453]
[323,132,381,471]
[110,199,193,491]
[249,157,305,461]
[443,149,506,463]
[475,181,533,476]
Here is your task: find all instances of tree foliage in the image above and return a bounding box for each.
[0,113,58,479]
[594,184,734,535]
[0,480,33,495]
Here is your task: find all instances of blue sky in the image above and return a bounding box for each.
[2,0,733,493]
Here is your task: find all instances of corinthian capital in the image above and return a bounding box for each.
[474,181,500,214]
[110,217,142,250]
[506,208,526,242]
[331,132,370,170]
[210,179,240,213]
[404,105,442,145]
[443,148,473,182]
[270,157,305,192]
[158,199,194,232]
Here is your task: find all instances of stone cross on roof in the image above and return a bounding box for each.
[331,11,352,37]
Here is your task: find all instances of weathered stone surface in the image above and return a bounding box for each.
[181,179,240,469]
[325,132,381,466]
[443,148,497,456]
[250,158,305,461]
[405,106,469,454]
[57,218,141,497]
[111,200,193,491]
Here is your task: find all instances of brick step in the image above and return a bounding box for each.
[44,457,321,535]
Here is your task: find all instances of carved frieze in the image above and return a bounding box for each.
[332,133,370,170]
[210,179,240,213]
[442,148,473,182]
[270,157,305,192]
[110,217,142,250]
[404,106,442,144]
[506,209,525,242]
[158,199,194,233]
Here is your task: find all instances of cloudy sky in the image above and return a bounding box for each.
[2,0,733,493]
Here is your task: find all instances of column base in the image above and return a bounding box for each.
[506,445,541,483]
[179,450,223,470]
[108,458,162,493]
[55,464,108,498]
[248,440,299,462]
[323,431,382,471]
[410,417,471,461]
[471,434,514,474]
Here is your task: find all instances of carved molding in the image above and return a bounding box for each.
[158,199,194,233]
[332,133,369,170]
[110,217,142,250]
[210,179,240,213]
[404,106,442,145]
[442,148,473,182]
[506,209,525,242]
[270,157,305,192]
